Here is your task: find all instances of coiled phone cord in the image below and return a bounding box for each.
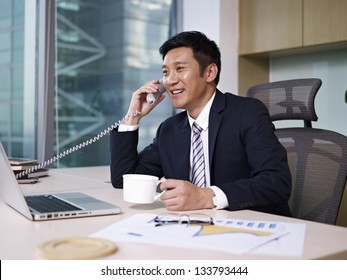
[15,109,143,179]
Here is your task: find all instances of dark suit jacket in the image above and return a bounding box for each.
[110,90,292,216]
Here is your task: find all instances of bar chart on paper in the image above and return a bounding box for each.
[92,214,306,257]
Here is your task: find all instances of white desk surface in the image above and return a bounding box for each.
[1,166,347,260]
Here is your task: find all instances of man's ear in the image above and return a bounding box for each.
[206,63,218,83]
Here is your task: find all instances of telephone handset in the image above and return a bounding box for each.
[146,79,166,105]
[15,79,166,179]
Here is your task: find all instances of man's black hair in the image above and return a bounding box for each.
[159,31,221,85]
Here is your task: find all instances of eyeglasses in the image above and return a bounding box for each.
[154,213,214,227]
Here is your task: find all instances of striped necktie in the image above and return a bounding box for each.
[191,122,206,187]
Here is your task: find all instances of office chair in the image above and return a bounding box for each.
[246,78,347,225]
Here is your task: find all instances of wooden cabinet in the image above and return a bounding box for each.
[238,0,347,96]
[239,0,303,55]
[304,0,347,46]
[238,56,269,96]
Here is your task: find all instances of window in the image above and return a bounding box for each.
[0,0,174,168]
[0,0,37,159]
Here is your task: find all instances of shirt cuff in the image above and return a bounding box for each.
[118,124,139,132]
[208,186,229,210]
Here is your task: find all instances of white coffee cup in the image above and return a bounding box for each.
[122,174,165,204]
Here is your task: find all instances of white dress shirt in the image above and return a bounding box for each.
[119,93,229,209]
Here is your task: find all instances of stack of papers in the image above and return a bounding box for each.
[91,214,306,257]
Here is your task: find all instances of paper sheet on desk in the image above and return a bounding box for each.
[91,214,306,256]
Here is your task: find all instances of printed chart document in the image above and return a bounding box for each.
[91,213,306,256]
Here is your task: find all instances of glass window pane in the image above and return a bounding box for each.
[12,48,23,63]
[12,103,23,136]
[0,50,10,64]
[12,67,23,99]
[55,0,173,167]
[0,0,36,158]
[0,104,9,139]
[0,68,10,97]
[0,104,9,122]
[0,32,10,50]
[0,0,10,28]
[13,29,24,49]
[13,0,24,26]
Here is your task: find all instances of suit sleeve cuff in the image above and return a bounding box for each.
[208,186,229,210]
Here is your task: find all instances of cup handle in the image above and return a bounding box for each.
[154,179,166,201]
[154,190,166,201]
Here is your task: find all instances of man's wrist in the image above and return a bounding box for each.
[122,110,141,126]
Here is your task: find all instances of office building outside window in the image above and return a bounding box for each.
[0,0,174,168]
[0,0,36,158]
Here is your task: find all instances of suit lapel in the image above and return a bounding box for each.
[208,90,225,171]
[175,115,191,180]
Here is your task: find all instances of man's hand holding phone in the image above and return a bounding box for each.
[123,79,166,126]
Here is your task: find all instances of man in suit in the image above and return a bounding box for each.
[110,31,292,216]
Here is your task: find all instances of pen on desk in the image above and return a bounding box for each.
[127,232,143,237]
[247,232,290,254]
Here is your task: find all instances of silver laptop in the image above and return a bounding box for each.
[0,143,121,221]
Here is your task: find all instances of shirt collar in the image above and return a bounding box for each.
[187,92,216,131]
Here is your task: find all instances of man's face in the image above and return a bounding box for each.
[162,47,213,118]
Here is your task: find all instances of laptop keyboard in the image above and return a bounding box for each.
[25,195,82,213]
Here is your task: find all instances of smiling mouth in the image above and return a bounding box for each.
[172,89,184,95]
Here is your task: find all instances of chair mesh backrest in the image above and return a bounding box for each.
[246,78,322,123]
[275,128,347,224]
[246,78,347,225]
